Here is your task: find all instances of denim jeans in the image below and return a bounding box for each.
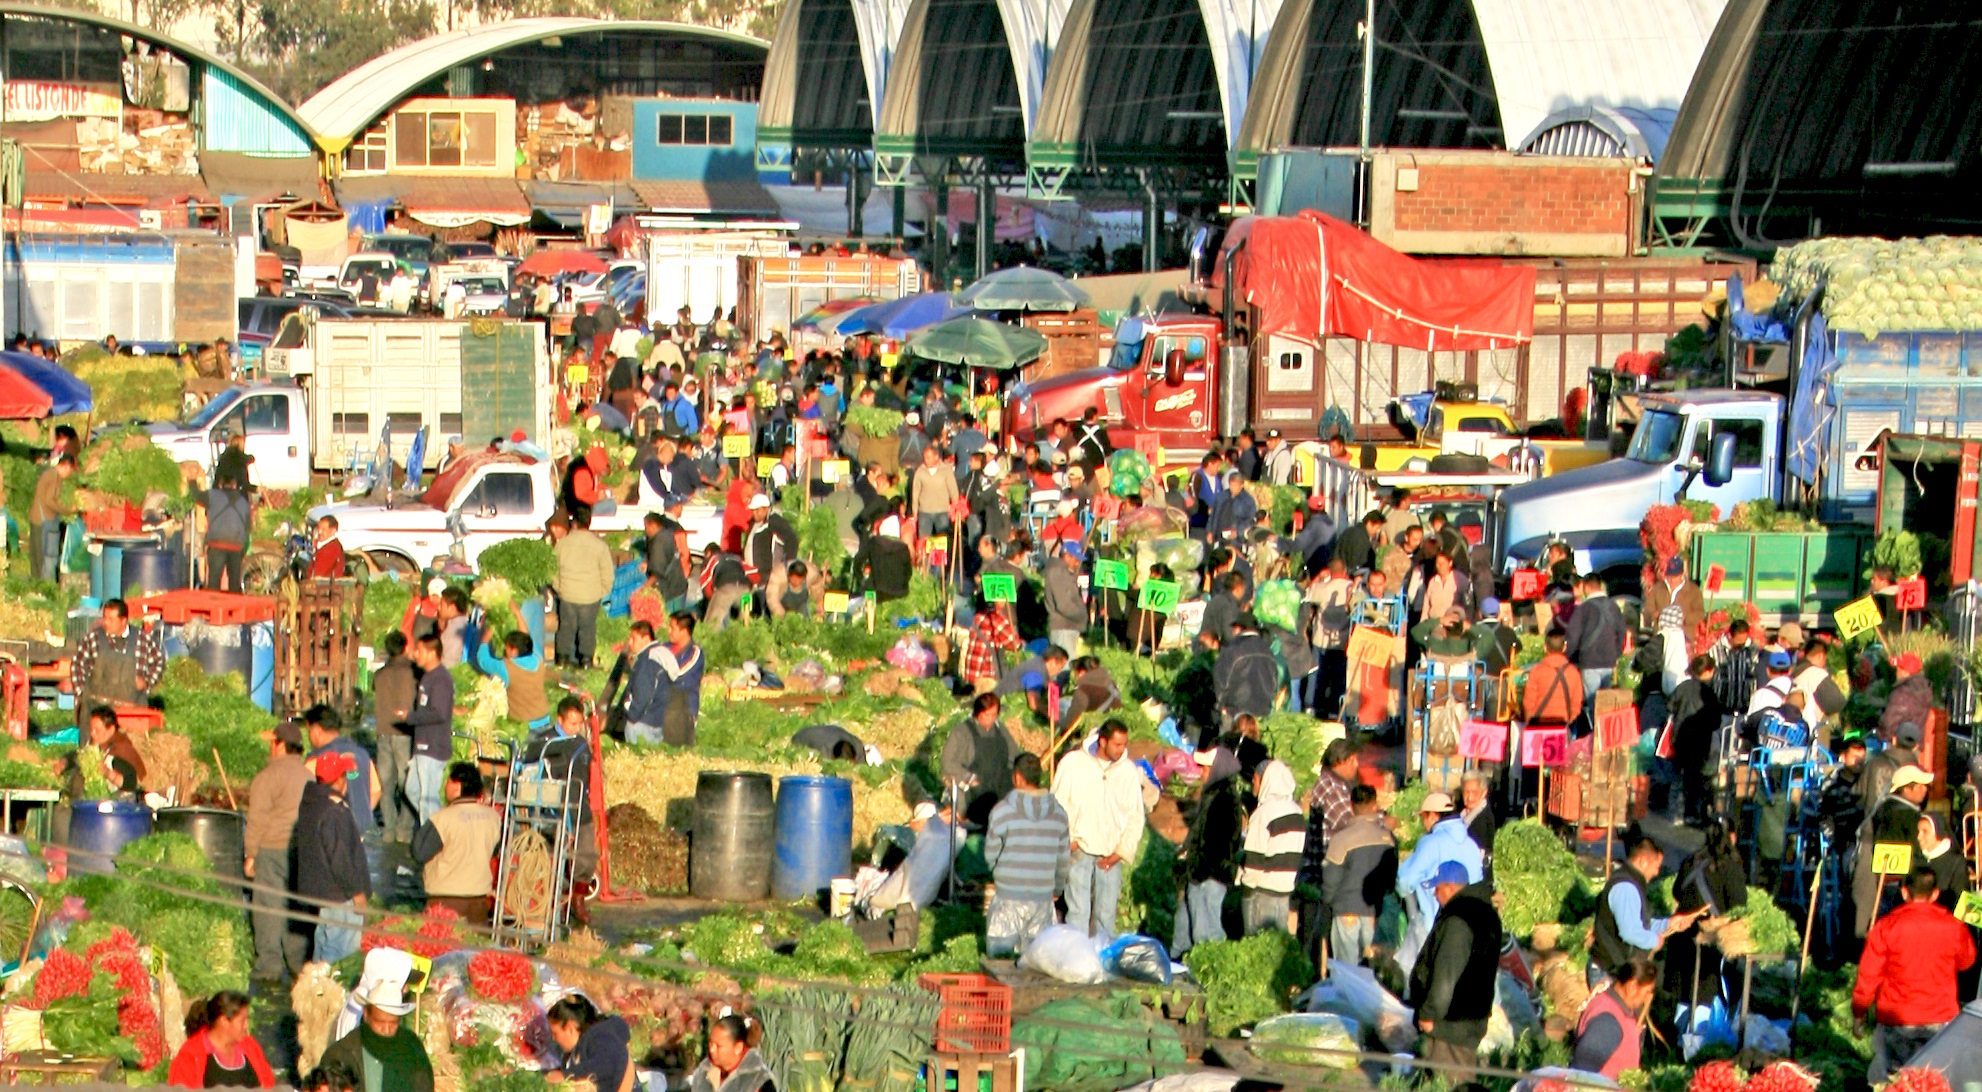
[1048,629,1082,658]
[1064,849,1123,937]
[406,755,446,827]
[375,732,414,842]
[1581,667,1614,702]
[1242,889,1290,935]
[1331,912,1376,967]
[314,901,363,966]
[36,520,61,582]
[557,598,602,666]
[1871,1023,1945,1082]
[1172,879,1228,956]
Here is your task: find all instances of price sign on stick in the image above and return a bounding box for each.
[1595,707,1640,752]
[1896,576,1927,611]
[1458,720,1508,762]
[1137,580,1180,615]
[1705,564,1725,596]
[821,459,850,484]
[981,573,1018,603]
[1835,595,1883,640]
[1093,559,1130,591]
[756,455,779,478]
[722,433,752,459]
[822,592,850,615]
[1345,625,1396,668]
[1521,727,1568,768]
[1871,842,1913,876]
[1956,890,1982,929]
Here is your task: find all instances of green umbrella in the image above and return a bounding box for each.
[958,264,1093,312]
[905,316,1049,370]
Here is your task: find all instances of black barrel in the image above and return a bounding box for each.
[690,771,775,902]
[120,546,183,599]
[153,806,246,881]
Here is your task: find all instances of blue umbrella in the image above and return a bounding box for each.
[834,292,971,338]
[0,352,92,415]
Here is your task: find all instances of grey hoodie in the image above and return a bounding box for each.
[1042,554,1086,633]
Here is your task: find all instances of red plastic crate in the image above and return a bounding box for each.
[129,589,280,625]
[83,505,141,534]
[917,973,1011,1055]
[111,706,163,735]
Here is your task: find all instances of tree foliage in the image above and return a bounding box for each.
[245,0,438,103]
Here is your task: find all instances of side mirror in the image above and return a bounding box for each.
[1163,349,1186,387]
[1704,431,1737,487]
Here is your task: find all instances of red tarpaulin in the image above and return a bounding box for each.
[1210,211,1535,351]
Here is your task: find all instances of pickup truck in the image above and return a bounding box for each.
[309,456,724,573]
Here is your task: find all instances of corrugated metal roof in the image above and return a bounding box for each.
[1519,105,1677,162]
[1471,0,1722,156]
[202,67,313,157]
[300,19,768,148]
[628,179,780,216]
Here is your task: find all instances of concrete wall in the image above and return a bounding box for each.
[631,99,758,183]
[1367,150,1640,257]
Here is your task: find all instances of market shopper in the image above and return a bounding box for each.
[1571,956,1657,1080]
[320,982,432,1092]
[1320,784,1397,967]
[1053,720,1145,938]
[413,762,502,923]
[1856,765,1934,936]
[404,634,455,827]
[295,752,370,966]
[244,720,309,983]
[1407,861,1503,1081]
[1882,652,1935,741]
[1592,826,1703,988]
[29,454,74,581]
[1564,574,1628,699]
[305,704,378,834]
[1296,738,1363,961]
[1854,867,1976,1081]
[1174,744,1247,956]
[1395,792,1482,973]
[372,632,418,843]
[1237,759,1304,935]
[200,484,252,592]
[1862,721,1925,810]
[83,705,146,796]
[553,508,616,668]
[71,598,164,730]
[941,692,1020,827]
[544,994,633,1092]
[168,991,275,1089]
[1663,819,1746,1009]
[984,753,1070,955]
[687,1014,773,1092]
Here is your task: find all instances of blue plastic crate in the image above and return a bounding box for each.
[604,559,644,618]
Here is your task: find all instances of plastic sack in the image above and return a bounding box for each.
[1019,924,1108,984]
[1677,996,1737,1060]
[1514,1069,1619,1092]
[1100,934,1173,985]
[1479,970,1543,1056]
[1149,748,1200,786]
[884,636,936,677]
[1248,1012,1361,1068]
[1108,449,1153,497]
[1254,579,1303,631]
[1297,960,1414,1053]
[1742,1014,1790,1055]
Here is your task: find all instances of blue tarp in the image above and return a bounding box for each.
[345,201,392,236]
[1726,274,1791,344]
[834,292,971,339]
[0,352,92,415]
[1787,312,1838,485]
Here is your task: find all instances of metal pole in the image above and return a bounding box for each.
[1358,0,1375,156]
[1141,174,1159,273]
[975,174,993,281]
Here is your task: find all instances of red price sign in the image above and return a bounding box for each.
[1522,727,1568,768]
[1459,720,1508,762]
[1510,569,1544,601]
[1705,563,1725,595]
[1596,707,1640,752]
[1896,576,1927,611]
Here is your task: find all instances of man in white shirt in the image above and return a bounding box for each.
[1748,650,1795,715]
[1051,720,1148,937]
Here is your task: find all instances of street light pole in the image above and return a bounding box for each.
[1358,0,1375,156]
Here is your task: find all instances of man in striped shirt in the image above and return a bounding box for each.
[1239,760,1306,935]
[984,754,1070,955]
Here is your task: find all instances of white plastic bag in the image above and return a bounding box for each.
[1297,960,1415,1053]
[1249,1013,1361,1068]
[1018,924,1107,984]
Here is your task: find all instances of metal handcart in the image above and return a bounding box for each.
[490,732,586,948]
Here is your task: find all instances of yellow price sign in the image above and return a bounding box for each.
[757,455,779,477]
[925,535,948,555]
[1835,594,1882,640]
[1871,842,1913,875]
[821,459,850,484]
[722,433,752,459]
[565,363,590,386]
[880,352,899,370]
[823,591,850,614]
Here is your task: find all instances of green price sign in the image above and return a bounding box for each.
[1138,579,1180,615]
[981,573,1018,603]
[1093,559,1130,591]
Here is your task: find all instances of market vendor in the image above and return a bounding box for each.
[83,705,145,797]
[1571,955,1657,1080]
[995,645,1069,719]
[169,991,275,1089]
[941,692,1020,827]
[687,1014,772,1092]
[1591,826,1703,989]
[861,800,959,913]
[1856,765,1934,936]
[321,980,432,1092]
[545,993,633,1092]
[70,598,164,730]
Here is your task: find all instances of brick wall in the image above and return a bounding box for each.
[1369,152,1640,257]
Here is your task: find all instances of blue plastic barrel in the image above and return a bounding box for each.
[771,775,853,902]
[66,800,153,875]
[250,622,275,710]
[179,621,252,688]
[121,546,182,599]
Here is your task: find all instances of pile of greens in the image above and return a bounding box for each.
[1866,528,1924,580]
[843,405,906,439]
[155,662,277,785]
[83,428,185,506]
[477,538,558,595]
[1726,884,1800,957]
[1492,819,1597,941]
[1180,929,1314,1036]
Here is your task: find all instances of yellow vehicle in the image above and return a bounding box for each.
[1366,399,1610,477]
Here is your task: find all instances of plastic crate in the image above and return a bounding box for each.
[604,559,644,618]
[128,589,280,625]
[917,973,1012,1055]
[112,706,163,735]
[83,504,141,534]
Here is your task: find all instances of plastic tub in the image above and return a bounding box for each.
[690,771,774,902]
[771,774,853,902]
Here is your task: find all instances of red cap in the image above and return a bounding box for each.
[1895,652,1923,674]
[511,429,527,443]
[314,752,356,784]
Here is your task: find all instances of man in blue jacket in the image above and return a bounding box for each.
[621,621,668,745]
[1395,791,1483,974]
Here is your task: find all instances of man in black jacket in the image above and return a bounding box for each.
[295,753,370,966]
[1332,511,1385,574]
[1408,862,1504,1080]
[744,494,800,613]
[851,515,913,602]
[1214,613,1279,726]
[1564,574,1627,701]
[643,509,690,611]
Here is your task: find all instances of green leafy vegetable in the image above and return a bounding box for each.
[1181,929,1314,1036]
[477,538,558,595]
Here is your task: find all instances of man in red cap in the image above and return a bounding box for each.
[1882,652,1935,742]
[295,750,370,965]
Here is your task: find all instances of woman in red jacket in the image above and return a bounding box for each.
[168,991,274,1089]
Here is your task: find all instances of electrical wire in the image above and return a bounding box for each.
[4,835,1623,1092]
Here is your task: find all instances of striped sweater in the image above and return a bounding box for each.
[1239,760,1306,894]
[985,788,1071,902]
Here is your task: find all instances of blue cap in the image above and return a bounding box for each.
[1767,650,1793,670]
[1480,596,1501,616]
[1434,861,1471,887]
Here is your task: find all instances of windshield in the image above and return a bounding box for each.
[187,387,244,428]
[1627,409,1687,463]
[460,279,504,293]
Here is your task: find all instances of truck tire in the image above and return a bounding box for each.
[1427,453,1493,474]
[241,549,287,595]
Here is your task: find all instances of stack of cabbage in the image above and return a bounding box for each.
[1772,235,1982,337]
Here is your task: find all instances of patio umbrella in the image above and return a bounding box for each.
[0,352,91,415]
[516,249,608,278]
[793,296,883,331]
[958,264,1092,312]
[834,292,971,338]
[0,362,57,420]
[905,317,1048,370]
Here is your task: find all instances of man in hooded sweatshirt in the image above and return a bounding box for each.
[1042,540,1087,656]
[1175,745,1248,955]
[1238,759,1304,935]
[984,754,1070,955]
[295,752,370,966]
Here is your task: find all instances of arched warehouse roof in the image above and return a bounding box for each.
[1654,0,1982,245]
[758,0,909,158]
[1235,0,1719,171]
[0,2,314,154]
[301,19,767,153]
[872,0,1070,167]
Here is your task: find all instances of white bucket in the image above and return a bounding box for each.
[829,877,857,918]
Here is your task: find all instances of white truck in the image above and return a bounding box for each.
[644,230,791,329]
[308,457,725,573]
[152,317,555,490]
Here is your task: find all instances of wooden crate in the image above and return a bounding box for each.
[927,1052,1019,1092]
[274,577,365,718]
[1022,309,1109,381]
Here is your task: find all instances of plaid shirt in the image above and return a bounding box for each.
[72,622,165,695]
[965,608,1022,683]
[1298,768,1356,886]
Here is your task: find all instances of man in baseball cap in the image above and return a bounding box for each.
[1749,649,1796,716]
[1855,765,1936,937]
[294,747,369,965]
[1397,789,1483,969]
[1408,857,1504,1077]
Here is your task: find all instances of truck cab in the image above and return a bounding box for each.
[147,383,313,492]
[1496,389,1781,585]
[1004,314,1223,451]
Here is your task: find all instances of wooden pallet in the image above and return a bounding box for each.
[927,1051,1019,1092]
[274,577,365,718]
